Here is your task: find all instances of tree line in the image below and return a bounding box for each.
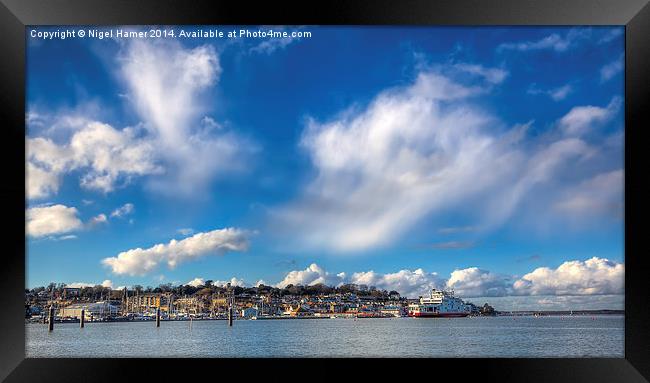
[26,281,402,301]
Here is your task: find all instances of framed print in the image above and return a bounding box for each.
[1,0,649,381]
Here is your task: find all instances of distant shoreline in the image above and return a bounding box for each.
[497,309,624,316]
[25,309,624,324]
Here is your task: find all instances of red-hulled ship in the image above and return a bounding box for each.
[408,289,470,318]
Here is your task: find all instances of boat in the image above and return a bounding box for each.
[408,289,471,318]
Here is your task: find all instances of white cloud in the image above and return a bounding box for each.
[256,279,267,287]
[27,40,253,199]
[177,228,195,236]
[275,70,514,252]
[527,84,572,101]
[67,279,113,289]
[188,277,247,288]
[186,277,205,287]
[26,161,60,200]
[250,36,298,55]
[200,116,222,130]
[549,85,573,101]
[485,137,593,227]
[498,29,589,52]
[437,226,478,234]
[67,282,96,288]
[249,27,304,55]
[349,269,445,298]
[275,258,623,300]
[26,122,162,196]
[453,63,508,85]
[101,228,250,276]
[600,54,623,82]
[120,40,252,196]
[275,263,459,298]
[88,213,108,227]
[111,203,134,218]
[213,277,246,287]
[275,263,344,288]
[558,96,621,136]
[27,204,83,238]
[406,71,485,100]
[121,40,219,146]
[446,267,511,297]
[512,257,624,296]
[598,28,623,44]
[275,67,607,253]
[26,111,46,128]
[57,235,78,241]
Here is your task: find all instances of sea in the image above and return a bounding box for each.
[25,315,624,358]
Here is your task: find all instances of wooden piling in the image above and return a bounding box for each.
[48,306,54,332]
[156,307,161,327]
[80,308,85,328]
[228,305,233,327]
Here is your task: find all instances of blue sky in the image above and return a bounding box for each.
[26,26,624,310]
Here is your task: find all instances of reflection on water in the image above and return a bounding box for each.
[26,315,624,358]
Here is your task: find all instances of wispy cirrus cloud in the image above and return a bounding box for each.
[554,169,623,220]
[437,226,478,235]
[600,54,624,83]
[177,228,195,236]
[88,213,108,227]
[598,28,623,44]
[497,28,590,53]
[272,63,619,253]
[120,40,255,197]
[272,69,516,252]
[248,26,305,55]
[110,203,134,218]
[452,63,509,85]
[527,83,573,101]
[558,96,621,137]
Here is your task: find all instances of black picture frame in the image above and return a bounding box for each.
[1,0,648,381]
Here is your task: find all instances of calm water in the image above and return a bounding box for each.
[26,315,624,358]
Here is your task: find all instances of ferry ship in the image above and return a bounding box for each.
[408,289,470,318]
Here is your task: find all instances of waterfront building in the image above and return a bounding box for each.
[124,293,172,314]
[174,296,207,314]
[59,301,119,319]
[283,304,312,317]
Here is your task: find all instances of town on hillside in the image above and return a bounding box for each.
[25,281,498,322]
